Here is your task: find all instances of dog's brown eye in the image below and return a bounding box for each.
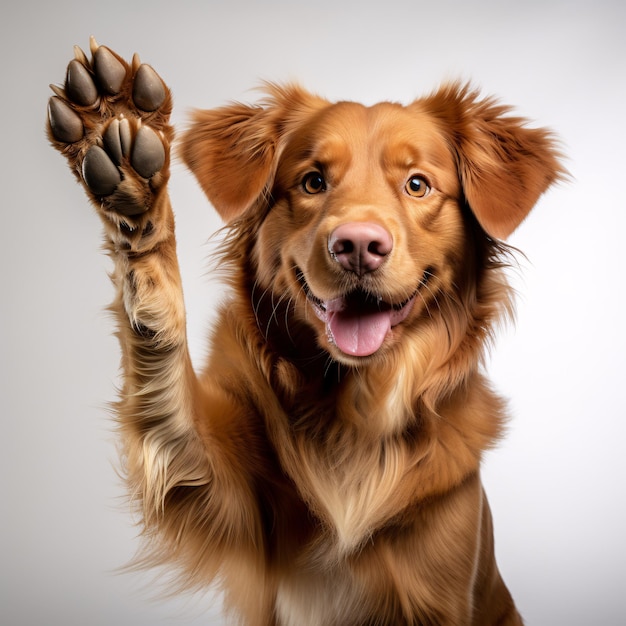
[302,172,326,194]
[405,176,429,198]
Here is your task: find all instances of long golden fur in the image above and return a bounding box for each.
[48,39,564,625]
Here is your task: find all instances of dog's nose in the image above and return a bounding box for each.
[329,222,393,276]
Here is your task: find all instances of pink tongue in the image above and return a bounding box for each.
[327,307,392,357]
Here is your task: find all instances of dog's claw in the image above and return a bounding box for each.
[65,59,98,106]
[48,96,84,143]
[73,44,89,66]
[49,84,66,99]
[82,145,122,195]
[132,64,166,112]
[93,46,127,95]
[131,126,166,178]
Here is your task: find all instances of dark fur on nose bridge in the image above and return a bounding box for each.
[329,222,393,276]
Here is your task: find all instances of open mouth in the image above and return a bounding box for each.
[296,271,418,357]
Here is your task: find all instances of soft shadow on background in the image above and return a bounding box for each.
[2,1,625,624]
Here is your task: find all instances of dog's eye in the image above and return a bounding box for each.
[302,172,326,194]
[405,176,429,198]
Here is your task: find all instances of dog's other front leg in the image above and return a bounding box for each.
[47,41,266,602]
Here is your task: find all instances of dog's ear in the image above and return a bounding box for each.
[179,84,327,222]
[421,83,566,239]
[179,102,275,221]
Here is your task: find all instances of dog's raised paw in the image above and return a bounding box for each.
[47,37,173,219]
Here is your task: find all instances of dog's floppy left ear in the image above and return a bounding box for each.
[179,84,328,222]
[421,83,566,239]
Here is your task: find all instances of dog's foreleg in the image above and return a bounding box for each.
[46,40,235,570]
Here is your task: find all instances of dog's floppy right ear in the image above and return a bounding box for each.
[179,102,276,221]
[180,84,328,222]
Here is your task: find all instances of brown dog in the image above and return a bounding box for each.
[48,38,564,625]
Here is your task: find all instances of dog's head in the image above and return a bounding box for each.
[181,83,564,367]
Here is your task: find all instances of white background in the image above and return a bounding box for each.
[2,1,625,624]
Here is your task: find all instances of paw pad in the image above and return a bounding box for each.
[48,37,172,215]
[82,145,122,195]
[92,45,127,95]
[66,59,99,106]
[103,118,132,165]
[48,97,84,143]
[132,64,166,112]
[131,126,166,178]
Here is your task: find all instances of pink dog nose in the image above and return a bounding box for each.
[329,222,393,276]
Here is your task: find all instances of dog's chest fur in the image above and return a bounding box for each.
[275,566,367,626]
[266,360,418,553]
